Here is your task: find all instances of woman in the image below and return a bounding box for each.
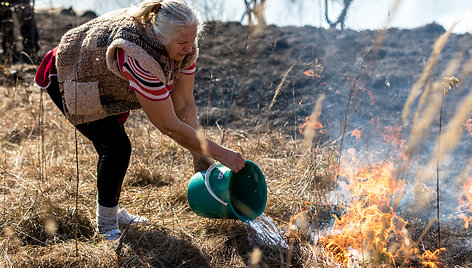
[35,0,245,240]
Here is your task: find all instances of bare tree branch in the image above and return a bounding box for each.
[324,0,354,29]
[241,0,266,25]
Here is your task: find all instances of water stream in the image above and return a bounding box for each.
[246,213,289,248]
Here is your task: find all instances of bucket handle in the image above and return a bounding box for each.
[205,163,229,206]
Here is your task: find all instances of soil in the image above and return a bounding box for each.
[5,7,472,266]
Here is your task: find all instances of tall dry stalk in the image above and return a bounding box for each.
[266,64,294,115]
[402,23,457,127]
[411,51,463,186]
[434,77,459,248]
[74,128,80,257]
[418,78,469,180]
[73,68,80,257]
[335,76,358,175]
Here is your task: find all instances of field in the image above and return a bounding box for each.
[0,75,338,266]
[1,7,472,267]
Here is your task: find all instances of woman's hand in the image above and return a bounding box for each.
[192,150,245,173]
[192,153,213,172]
[217,148,246,173]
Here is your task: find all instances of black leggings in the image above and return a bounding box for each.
[46,76,131,207]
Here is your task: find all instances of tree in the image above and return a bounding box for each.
[324,0,353,29]
[241,0,266,25]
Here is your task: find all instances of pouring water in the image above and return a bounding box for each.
[246,213,289,248]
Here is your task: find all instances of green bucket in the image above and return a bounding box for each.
[187,160,267,223]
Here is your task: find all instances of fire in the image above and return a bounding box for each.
[381,123,408,159]
[421,248,446,268]
[382,124,403,146]
[292,79,446,265]
[321,239,349,266]
[286,201,311,242]
[299,115,324,135]
[304,70,320,78]
[343,74,375,105]
[314,149,443,266]
[464,117,472,135]
[319,153,408,265]
[351,129,362,140]
[458,177,472,228]
[320,81,334,90]
[367,89,375,105]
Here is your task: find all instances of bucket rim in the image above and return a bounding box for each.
[226,160,267,223]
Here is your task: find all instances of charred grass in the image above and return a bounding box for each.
[0,72,340,267]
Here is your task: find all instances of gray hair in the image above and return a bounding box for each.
[132,0,203,44]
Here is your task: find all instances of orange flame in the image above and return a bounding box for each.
[321,155,407,265]
[286,201,311,242]
[299,115,324,135]
[367,89,375,105]
[343,75,375,105]
[320,239,349,266]
[464,118,472,135]
[315,147,447,266]
[458,177,472,228]
[421,248,446,268]
[320,81,334,90]
[381,124,408,159]
[304,70,320,78]
[288,146,444,266]
[351,129,362,140]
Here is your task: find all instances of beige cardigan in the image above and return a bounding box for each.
[55,7,198,125]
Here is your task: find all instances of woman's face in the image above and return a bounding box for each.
[164,25,197,61]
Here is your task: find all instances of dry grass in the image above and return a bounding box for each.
[0,70,339,267]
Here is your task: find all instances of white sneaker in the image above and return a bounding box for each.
[102,228,121,240]
[117,208,148,225]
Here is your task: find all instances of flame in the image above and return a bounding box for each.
[421,248,446,268]
[367,89,375,105]
[299,115,324,135]
[299,99,303,105]
[351,129,362,140]
[355,85,375,105]
[382,124,403,145]
[375,117,381,126]
[311,147,447,266]
[320,82,334,90]
[381,123,408,159]
[343,75,375,105]
[304,70,320,78]
[320,239,349,266]
[320,154,408,265]
[458,176,472,228]
[464,117,472,135]
[286,201,311,242]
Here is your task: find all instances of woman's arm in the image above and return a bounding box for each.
[171,73,212,171]
[135,81,245,173]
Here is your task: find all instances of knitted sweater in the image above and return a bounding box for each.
[55,7,198,125]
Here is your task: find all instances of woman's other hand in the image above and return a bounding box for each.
[192,153,213,172]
